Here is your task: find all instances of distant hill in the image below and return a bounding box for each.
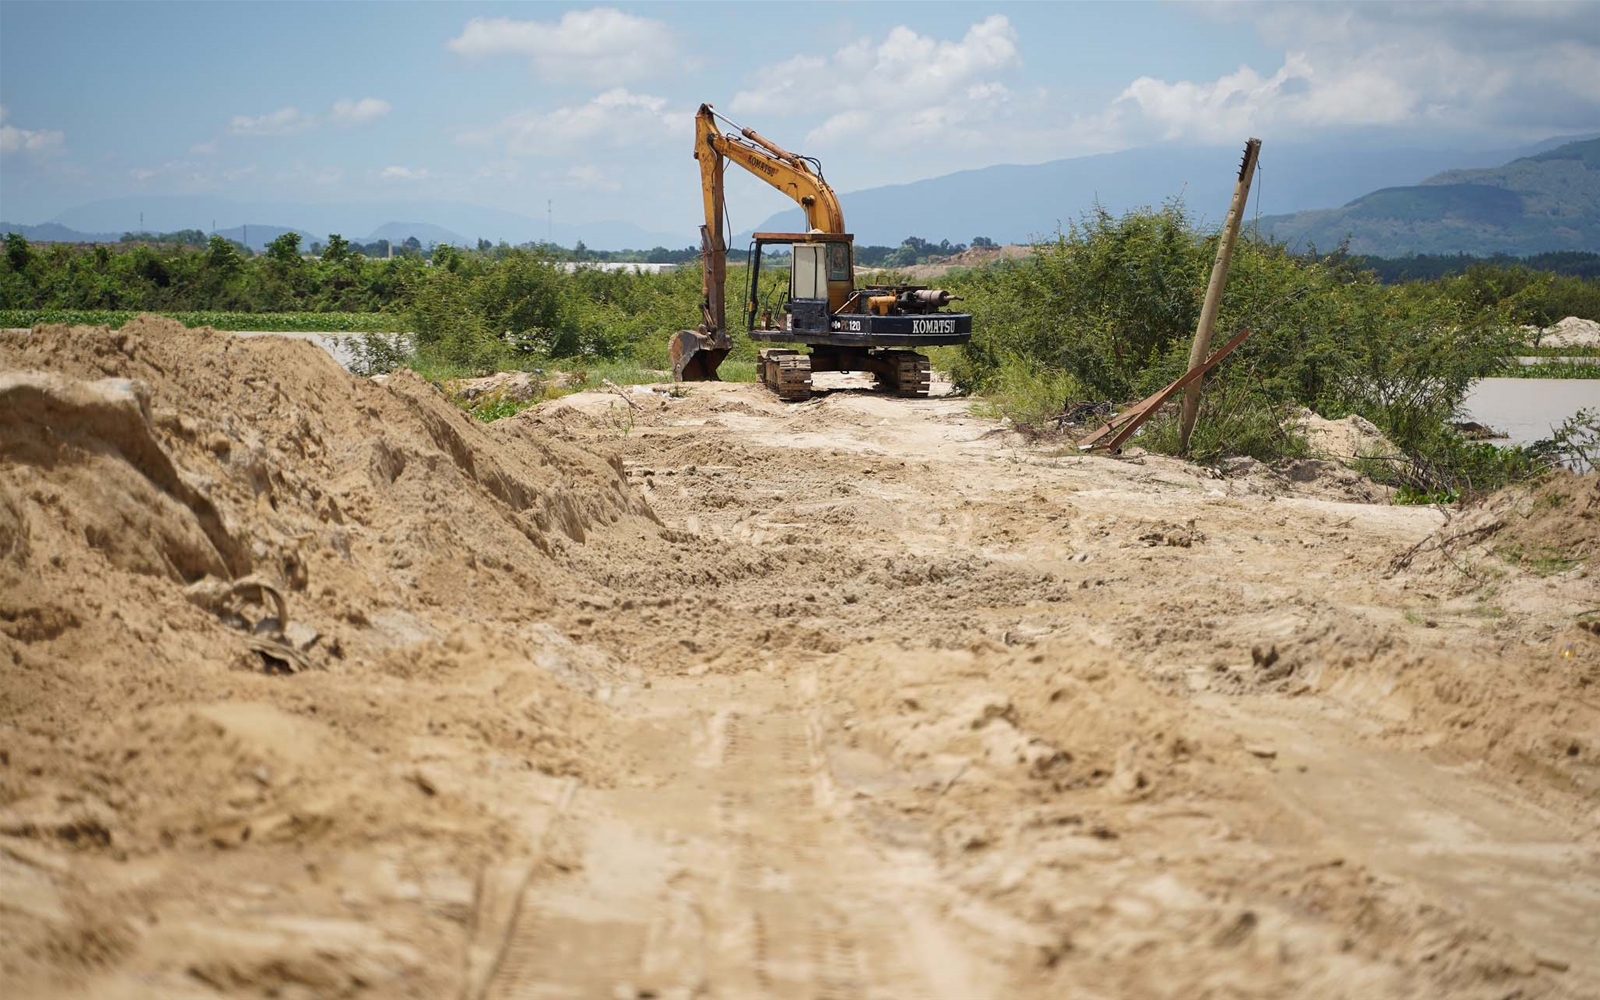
[2,221,131,243]
[17,196,685,252]
[1259,138,1600,255]
[747,134,1593,247]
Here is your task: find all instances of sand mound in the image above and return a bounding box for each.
[0,317,654,994]
[1397,470,1599,577]
[1539,315,1600,349]
[1371,471,1600,773]
[1292,407,1397,460]
[872,244,1032,281]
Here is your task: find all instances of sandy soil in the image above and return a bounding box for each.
[861,244,1033,282]
[1539,317,1600,350]
[3,321,1597,999]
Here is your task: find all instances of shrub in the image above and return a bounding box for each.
[951,202,1525,487]
[969,353,1088,435]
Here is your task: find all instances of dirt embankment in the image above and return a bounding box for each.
[861,243,1033,282]
[0,318,666,996]
[3,328,1597,999]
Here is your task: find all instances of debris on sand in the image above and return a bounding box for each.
[1138,519,1206,547]
[449,369,583,403]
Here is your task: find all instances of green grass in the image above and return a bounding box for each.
[441,355,760,422]
[1499,360,1600,378]
[1495,543,1579,575]
[466,396,542,422]
[967,353,1085,434]
[1393,484,1461,506]
[0,309,410,333]
[1521,343,1600,358]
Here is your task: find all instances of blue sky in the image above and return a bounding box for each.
[3,2,1597,237]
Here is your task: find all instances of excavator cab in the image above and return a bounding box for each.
[790,240,857,333]
[762,233,854,335]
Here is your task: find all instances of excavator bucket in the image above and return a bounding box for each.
[669,328,729,381]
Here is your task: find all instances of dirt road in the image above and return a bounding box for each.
[2,323,1597,999]
[501,377,1599,999]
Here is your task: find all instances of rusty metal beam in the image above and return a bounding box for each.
[1078,327,1255,453]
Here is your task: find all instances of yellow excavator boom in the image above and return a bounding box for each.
[669,104,847,381]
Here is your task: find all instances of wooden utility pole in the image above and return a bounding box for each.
[1178,138,1261,454]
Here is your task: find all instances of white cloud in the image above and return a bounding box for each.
[1120,3,1600,142]
[230,107,308,137]
[1115,52,1414,143]
[379,165,431,181]
[466,88,685,157]
[447,8,676,84]
[227,98,390,139]
[566,164,621,192]
[0,124,65,156]
[730,16,1021,148]
[128,160,214,188]
[0,106,65,156]
[707,3,1598,179]
[331,97,391,126]
[190,139,219,155]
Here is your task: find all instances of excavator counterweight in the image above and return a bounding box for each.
[670,103,970,398]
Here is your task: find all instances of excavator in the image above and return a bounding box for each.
[667,103,971,400]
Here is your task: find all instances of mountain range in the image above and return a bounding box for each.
[1258,138,1600,255]
[747,133,1597,248]
[6,133,1597,255]
[1,196,683,252]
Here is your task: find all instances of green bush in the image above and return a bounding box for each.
[4,224,1591,496]
[969,353,1087,435]
[341,333,413,376]
[945,202,1536,492]
[1528,408,1600,472]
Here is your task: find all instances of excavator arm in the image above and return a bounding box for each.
[670,104,847,380]
[699,106,845,236]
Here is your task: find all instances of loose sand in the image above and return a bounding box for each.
[3,320,1596,999]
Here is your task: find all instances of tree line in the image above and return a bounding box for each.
[5,215,1595,492]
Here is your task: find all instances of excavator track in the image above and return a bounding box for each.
[760,349,813,401]
[875,350,932,397]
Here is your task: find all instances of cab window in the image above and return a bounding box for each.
[827,242,851,282]
[791,244,825,299]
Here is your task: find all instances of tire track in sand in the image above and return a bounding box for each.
[483,675,1003,1000]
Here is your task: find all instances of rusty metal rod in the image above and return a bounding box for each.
[1079,327,1255,453]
